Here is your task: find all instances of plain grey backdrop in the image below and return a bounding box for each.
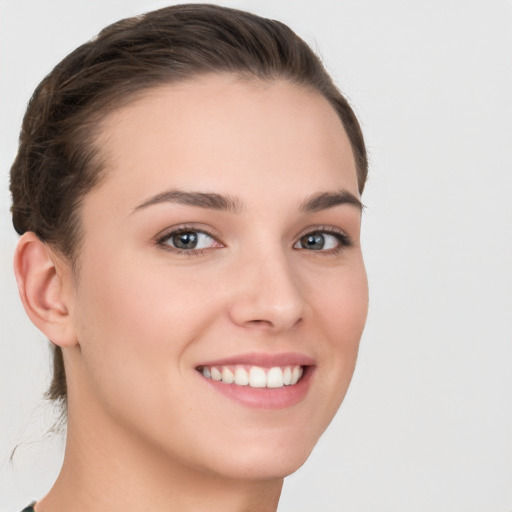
[1,1,511,511]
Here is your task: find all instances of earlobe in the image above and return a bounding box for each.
[13,232,78,347]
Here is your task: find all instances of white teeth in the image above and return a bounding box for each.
[283,366,292,385]
[266,367,284,388]
[201,364,304,388]
[234,366,249,385]
[291,366,302,385]
[221,367,234,384]
[249,366,267,388]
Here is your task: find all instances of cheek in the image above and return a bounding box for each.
[71,251,222,397]
[76,245,217,338]
[310,261,368,396]
[314,260,368,345]
[69,253,228,445]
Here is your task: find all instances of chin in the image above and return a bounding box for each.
[196,428,320,482]
[211,448,313,482]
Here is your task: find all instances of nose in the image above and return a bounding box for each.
[227,250,305,333]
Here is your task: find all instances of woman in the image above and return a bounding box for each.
[10,4,368,511]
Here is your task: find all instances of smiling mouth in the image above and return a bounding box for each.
[197,365,305,388]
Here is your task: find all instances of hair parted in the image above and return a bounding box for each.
[10,3,368,410]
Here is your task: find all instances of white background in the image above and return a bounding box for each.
[1,1,511,511]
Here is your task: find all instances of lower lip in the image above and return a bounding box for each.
[198,366,315,409]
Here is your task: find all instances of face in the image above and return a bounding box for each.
[65,75,368,480]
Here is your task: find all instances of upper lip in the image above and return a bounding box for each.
[196,352,316,368]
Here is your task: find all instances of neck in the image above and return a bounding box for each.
[36,407,283,512]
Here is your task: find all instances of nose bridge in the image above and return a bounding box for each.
[228,240,305,331]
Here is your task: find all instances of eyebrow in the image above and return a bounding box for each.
[132,188,363,214]
[299,190,364,213]
[133,190,243,214]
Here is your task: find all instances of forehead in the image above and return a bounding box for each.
[90,75,359,210]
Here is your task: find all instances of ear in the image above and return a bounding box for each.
[13,232,78,347]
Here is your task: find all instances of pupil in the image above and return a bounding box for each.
[302,233,325,250]
[174,232,197,249]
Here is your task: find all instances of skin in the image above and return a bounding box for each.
[15,75,368,512]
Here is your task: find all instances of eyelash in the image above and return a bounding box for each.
[155,225,221,257]
[155,224,352,256]
[295,226,352,254]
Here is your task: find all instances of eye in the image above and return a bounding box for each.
[157,228,221,252]
[293,230,350,252]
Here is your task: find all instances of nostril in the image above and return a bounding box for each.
[247,319,273,327]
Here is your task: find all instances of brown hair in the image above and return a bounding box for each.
[10,3,368,410]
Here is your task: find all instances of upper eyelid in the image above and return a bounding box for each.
[295,225,350,239]
[155,224,221,244]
